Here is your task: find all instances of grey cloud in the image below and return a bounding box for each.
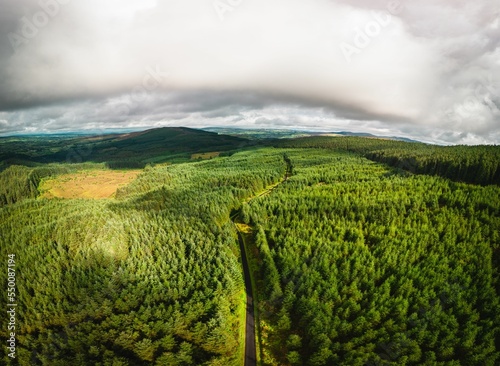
[0,0,498,144]
[1,96,499,145]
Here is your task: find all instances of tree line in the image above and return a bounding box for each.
[274,136,500,185]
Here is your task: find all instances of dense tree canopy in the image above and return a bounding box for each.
[1,140,499,365]
[245,149,500,365]
[275,136,500,186]
[0,149,286,365]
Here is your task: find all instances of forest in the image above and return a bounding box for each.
[0,129,499,365]
[242,149,500,365]
[0,148,286,365]
[274,136,500,186]
[0,128,250,171]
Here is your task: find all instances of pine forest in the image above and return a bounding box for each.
[0,129,499,365]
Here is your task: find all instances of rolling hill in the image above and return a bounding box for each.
[0,127,251,170]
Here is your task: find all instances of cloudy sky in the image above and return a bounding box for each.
[0,0,499,144]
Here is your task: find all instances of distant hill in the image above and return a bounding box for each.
[0,126,421,172]
[330,131,419,143]
[203,127,419,142]
[0,127,251,169]
[85,127,249,155]
[203,127,315,139]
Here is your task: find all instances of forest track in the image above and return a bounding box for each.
[232,157,292,366]
[234,223,257,366]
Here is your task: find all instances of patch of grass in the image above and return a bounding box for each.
[39,169,141,199]
[191,151,221,160]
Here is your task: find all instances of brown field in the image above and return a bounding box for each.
[39,170,141,199]
[191,151,220,160]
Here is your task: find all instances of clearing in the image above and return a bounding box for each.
[191,151,220,160]
[39,170,141,199]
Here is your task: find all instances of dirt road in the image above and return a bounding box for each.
[235,228,257,366]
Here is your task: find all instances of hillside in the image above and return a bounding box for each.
[0,127,251,170]
[203,127,419,142]
[273,136,500,186]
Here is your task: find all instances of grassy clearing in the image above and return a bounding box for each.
[39,169,141,199]
[191,151,220,160]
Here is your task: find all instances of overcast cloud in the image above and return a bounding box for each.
[0,0,498,144]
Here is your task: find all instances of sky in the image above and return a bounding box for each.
[0,0,499,144]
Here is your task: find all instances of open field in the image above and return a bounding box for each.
[39,169,141,199]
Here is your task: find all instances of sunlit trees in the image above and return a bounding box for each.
[276,136,500,185]
[0,149,286,365]
[246,149,500,365]
[1,142,499,364]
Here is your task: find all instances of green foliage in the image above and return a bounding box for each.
[0,163,105,206]
[0,127,251,171]
[246,149,500,365]
[275,136,500,185]
[1,138,499,365]
[0,148,286,365]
